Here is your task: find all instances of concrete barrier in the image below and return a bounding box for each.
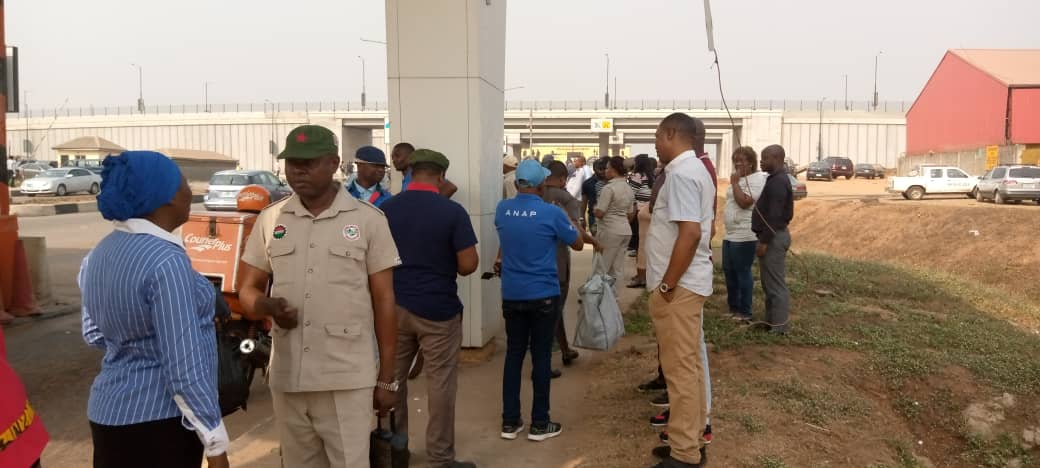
[9,195,204,217]
[19,236,52,303]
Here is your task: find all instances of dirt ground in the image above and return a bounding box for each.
[574,190,1040,468]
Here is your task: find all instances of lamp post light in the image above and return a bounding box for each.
[873,51,883,110]
[130,63,144,113]
[604,53,610,109]
[818,98,827,161]
[358,56,366,109]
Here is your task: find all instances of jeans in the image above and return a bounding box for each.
[760,229,792,333]
[502,296,560,428]
[722,240,758,318]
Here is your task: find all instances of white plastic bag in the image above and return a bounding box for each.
[573,254,625,351]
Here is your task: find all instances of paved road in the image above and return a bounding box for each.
[8,204,274,467]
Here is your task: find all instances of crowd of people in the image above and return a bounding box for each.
[16,111,795,468]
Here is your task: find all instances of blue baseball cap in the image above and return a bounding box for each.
[355,146,388,166]
[516,159,550,187]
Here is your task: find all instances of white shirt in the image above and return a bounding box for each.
[723,171,767,242]
[6,159,15,171]
[565,165,589,200]
[645,150,716,297]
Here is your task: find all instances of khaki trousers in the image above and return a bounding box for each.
[650,287,707,465]
[594,231,631,296]
[271,388,373,468]
[392,307,463,468]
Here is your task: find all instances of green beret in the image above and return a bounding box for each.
[278,125,339,160]
[408,149,450,171]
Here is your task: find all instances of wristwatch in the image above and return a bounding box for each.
[376,380,400,392]
[658,282,672,294]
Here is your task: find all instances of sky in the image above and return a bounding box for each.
[8,0,1040,110]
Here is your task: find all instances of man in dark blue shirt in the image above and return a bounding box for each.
[345,146,392,207]
[495,159,583,443]
[580,157,609,233]
[381,149,479,468]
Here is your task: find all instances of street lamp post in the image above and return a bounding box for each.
[131,63,144,114]
[604,53,610,109]
[844,74,849,110]
[358,56,366,110]
[873,51,883,110]
[818,98,827,161]
[204,81,211,112]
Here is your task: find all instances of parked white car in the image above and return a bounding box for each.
[19,167,103,197]
[886,166,979,200]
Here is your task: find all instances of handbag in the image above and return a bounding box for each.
[370,410,410,468]
[213,289,254,416]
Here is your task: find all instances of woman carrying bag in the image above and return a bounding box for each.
[592,156,635,298]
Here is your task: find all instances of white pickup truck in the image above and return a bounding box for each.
[886,166,979,200]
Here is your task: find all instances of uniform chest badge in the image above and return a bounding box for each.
[273,224,288,239]
[343,224,361,241]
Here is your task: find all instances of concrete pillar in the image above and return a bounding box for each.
[19,236,51,303]
[598,134,609,158]
[341,126,374,167]
[386,0,506,347]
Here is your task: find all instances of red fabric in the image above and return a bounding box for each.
[406,182,440,194]
[698,153,719,215]
[367,191,383,204]
[0,327,49,467]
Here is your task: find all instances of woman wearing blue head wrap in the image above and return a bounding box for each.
[79,151,230,468]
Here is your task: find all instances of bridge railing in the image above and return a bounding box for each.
[505,99,908,113]
[11,99,908,119]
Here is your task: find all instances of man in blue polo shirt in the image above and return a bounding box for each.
[495,159,583,443]
[346,146,393,207]
[381,149,479,468]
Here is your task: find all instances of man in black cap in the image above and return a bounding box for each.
[238,125,401,468]
[391,142,458,198]
[382,149,479,468]
[347,146,393,208]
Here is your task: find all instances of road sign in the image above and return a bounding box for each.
[985,145,999,170]
[590,118,614,133]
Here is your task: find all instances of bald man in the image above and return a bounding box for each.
[752,144,793,335]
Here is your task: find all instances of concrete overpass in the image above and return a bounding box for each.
[9,102,903,178]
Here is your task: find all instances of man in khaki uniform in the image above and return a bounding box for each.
[239,125,401,468]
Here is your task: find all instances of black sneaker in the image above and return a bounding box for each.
[638,377,667,393]
[500,421,525,440]
[651,392,669,408]
[659,431,669,444]
[651,455,703,468]
[527,422,563,441]
[651,446,707,465]
[562,350,579,366]
[649,410,669,427]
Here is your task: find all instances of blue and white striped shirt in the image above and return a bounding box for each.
[79,219,222,434]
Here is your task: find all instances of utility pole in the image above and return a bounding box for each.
[818,98,827,161]
[843,74,849,110]
[358,56,366,110]
[613,76,617,109]
[528,108,534,155]
[873,51,882,110]
[604,53,610,109]
[131,63,144,114]
[23,90,28,156]
[204,81,210,113]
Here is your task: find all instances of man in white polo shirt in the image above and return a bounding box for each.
[645,113,716,468]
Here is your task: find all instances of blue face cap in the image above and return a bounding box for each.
[355,146,388,166]
[515,159,550,187]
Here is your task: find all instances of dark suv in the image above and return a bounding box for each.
[823,156,854,179]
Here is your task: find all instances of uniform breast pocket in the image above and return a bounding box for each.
[328,245,367,286]
[268,242,297,284]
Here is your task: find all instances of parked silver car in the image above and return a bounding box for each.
[974,165,1040,205]
[204,170,291,211]
[19,167,103,196]
[16,163,51,180]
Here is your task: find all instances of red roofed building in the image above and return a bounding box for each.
[906,49,1040,173]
